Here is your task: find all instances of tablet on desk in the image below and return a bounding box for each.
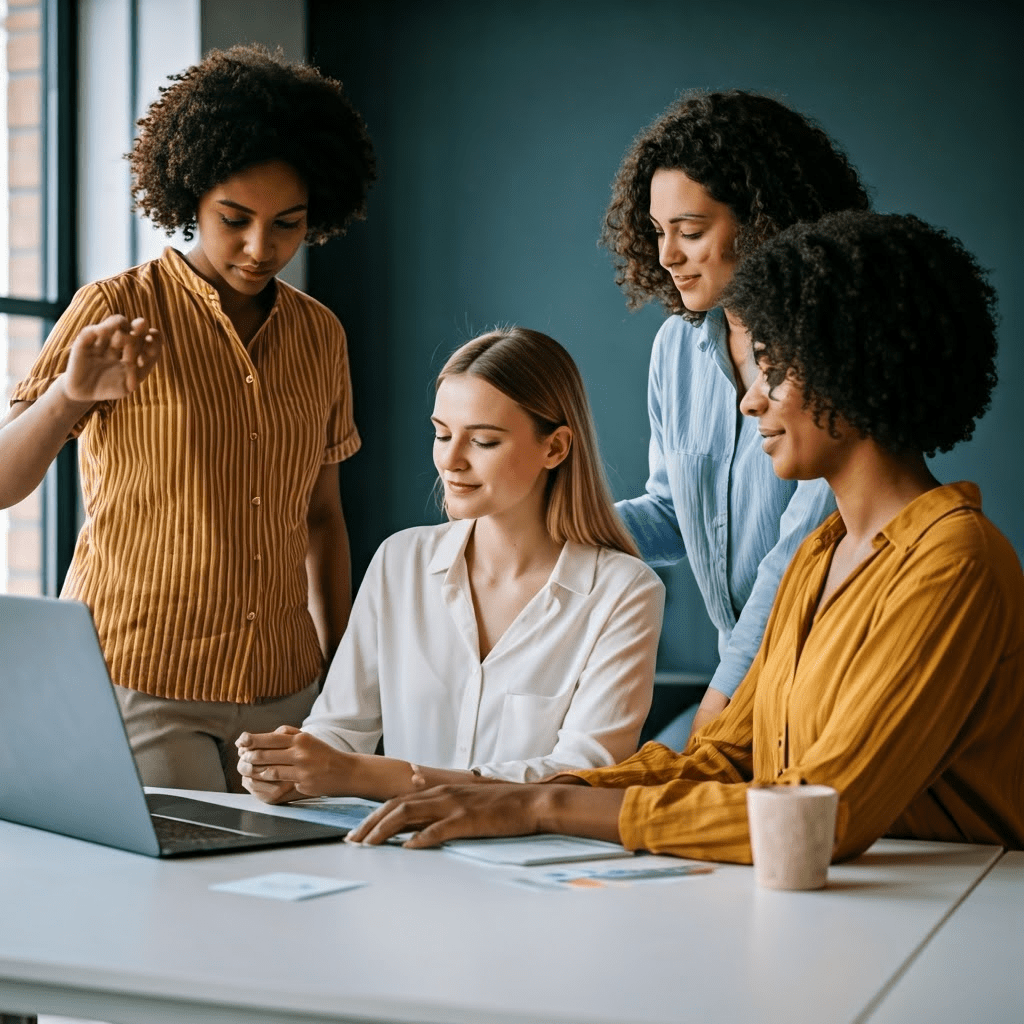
[283,798,417,845]
[442,834,635,867]
[284,802,637,862]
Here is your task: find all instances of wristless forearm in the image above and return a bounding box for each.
[0,377,93,509]
[344,756,473,801]
[536,784,625,844]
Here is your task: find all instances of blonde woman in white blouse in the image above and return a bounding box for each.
[236,327,664,802]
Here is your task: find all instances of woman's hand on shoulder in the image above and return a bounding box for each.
[63,314,162,404]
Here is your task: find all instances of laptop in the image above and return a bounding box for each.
[0,594,351,857]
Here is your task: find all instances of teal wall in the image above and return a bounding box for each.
[308,0,1022,676]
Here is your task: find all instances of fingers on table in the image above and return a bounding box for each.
[349,789,463,847]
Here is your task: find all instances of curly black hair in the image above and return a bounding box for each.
[601,90,870,323]
[721,211,998,457]
[128,45,376,244]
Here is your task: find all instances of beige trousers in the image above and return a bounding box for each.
[114,681,320,793]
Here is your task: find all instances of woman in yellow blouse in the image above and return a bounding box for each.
[348,210,1024,861]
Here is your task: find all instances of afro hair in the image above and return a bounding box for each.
[602,90,869,322]
[721,211,998,457]
[128,44,375,244]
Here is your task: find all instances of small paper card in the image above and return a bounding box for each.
[210,872,366,901]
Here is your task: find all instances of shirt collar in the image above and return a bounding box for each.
[811,481,983,554]
[548,540,599,596]
[695,307,727,354]
[427,519,476,575]
[158,247,281,316]
[427,518,599,596]
[877,481,982,552]
[159,247,221,303]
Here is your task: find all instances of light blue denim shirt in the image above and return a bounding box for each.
[617,309,836,699]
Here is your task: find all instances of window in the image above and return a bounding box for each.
[0,0,75,595]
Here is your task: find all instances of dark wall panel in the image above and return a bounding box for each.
[309,0,1022,676]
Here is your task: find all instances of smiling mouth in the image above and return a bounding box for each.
[236,265,274,278]
[673,275,699,289]
[446,481,480,493]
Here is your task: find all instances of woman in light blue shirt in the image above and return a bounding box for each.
[603,91,870,742]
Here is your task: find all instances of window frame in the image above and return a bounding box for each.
[1,0,77,594]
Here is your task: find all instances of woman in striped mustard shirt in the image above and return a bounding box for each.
[0,46,375,791]
[346,212,1024,858]
[236,328,664,802]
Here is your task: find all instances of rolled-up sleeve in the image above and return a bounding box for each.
[320,319,361,465]
[301,544,385,754]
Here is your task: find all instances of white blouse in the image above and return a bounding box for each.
[302,520,665,781]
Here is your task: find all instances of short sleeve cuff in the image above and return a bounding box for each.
[323,430,362,465]
[10,376,109,438]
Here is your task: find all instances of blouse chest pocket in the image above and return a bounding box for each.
[492,691,573,763]
[660,354,735,461]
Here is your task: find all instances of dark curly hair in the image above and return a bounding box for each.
[602,90,870,323]
[128,45,376,244]
[721,211,998,457]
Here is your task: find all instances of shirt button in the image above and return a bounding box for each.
[246,611,256,621]
[250,432,258,441]
[777,769,784,777]
[251,496,261,506]
[253,553,261,561]
[245,374,254,384]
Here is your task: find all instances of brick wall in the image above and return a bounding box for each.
[2,0,44,595]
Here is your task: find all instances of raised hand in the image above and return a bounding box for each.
[63,314,162,404]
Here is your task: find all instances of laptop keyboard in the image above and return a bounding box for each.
[151,813,254,852]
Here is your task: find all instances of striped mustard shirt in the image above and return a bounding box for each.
[12,248,360,702]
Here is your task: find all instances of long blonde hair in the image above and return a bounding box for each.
[436,327,639,557]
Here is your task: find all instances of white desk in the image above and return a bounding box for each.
[0,789,1004,1024]
[865,850,1024,1024]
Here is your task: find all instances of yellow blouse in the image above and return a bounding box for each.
[573,483,1024,861]
[13,249,360,703]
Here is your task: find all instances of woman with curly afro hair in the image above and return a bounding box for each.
[606,90,870,746]
[1,45,376,791]
[347,212,1024,863]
